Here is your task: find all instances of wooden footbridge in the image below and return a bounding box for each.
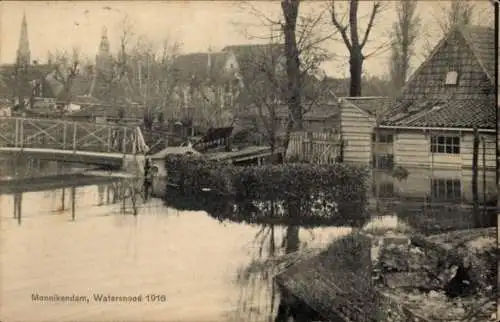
[0,117,149,168]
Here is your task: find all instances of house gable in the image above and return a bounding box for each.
[401,27,494,102]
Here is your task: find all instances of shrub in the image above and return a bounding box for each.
[165,155,370,226]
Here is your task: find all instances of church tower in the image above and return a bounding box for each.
[95,26,113,77]
[16,12,31,66]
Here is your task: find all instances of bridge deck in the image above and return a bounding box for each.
[0,117,149,166]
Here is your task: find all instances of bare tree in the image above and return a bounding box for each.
[441,0,475,32]
[236,2,331,156]
[117,14,134,77]
[50,48,80,108]
[422,0,476,57]
[129,36,182,128]
[235,34,330,160]
[196,72,243,130]
[329,0,386,97]
[390,0,420,94]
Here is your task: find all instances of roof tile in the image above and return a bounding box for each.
[380,99,495,129]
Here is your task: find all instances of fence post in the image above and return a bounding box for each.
[72,122,77,152]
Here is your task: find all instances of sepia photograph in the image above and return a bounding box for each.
[0,0,497,321]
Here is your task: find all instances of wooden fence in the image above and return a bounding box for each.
[286,131,342,164]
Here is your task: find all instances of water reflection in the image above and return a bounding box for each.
[0,155,89,179]
[1,157,497,321]
[372,168,497,234]
[1,178,144,225]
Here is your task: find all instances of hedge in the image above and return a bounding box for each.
[165,154,370,226]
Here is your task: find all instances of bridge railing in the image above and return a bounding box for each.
[0,117,149,155]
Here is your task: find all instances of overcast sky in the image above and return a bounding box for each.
[0,1,494,78]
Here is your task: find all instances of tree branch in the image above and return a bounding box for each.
[329,0,352,52]
[360,1,381,48]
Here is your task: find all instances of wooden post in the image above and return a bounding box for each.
[61,188,65,210]
[121,184,126,213]
[13,193,18,219]
[72,122,77,151]
[14,193,22,224]
[130,186,137,216]
[472,127,480,227]
[71,185,76,220]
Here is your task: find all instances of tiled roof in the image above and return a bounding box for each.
[171,52,230,83]
[380,99,495,129]
[460,26,495,83]
[380,25,495,130]
[342,96,394,118]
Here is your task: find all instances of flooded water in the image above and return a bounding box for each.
[0,159,353,322]
[0,158,496,322]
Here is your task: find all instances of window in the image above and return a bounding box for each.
[430,135,460,154]
[431,179,461,201]
[445,71,458,85]
[372,153,394,170]
[373,133,393,143]
[372,181,395,198]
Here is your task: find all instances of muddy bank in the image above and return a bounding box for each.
[274,227,497,322]
[373,228,497,321]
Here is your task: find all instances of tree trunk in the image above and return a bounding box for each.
[281,0,302,131]
[349,46,364,97]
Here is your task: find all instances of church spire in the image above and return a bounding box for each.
[16,12,31,66]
